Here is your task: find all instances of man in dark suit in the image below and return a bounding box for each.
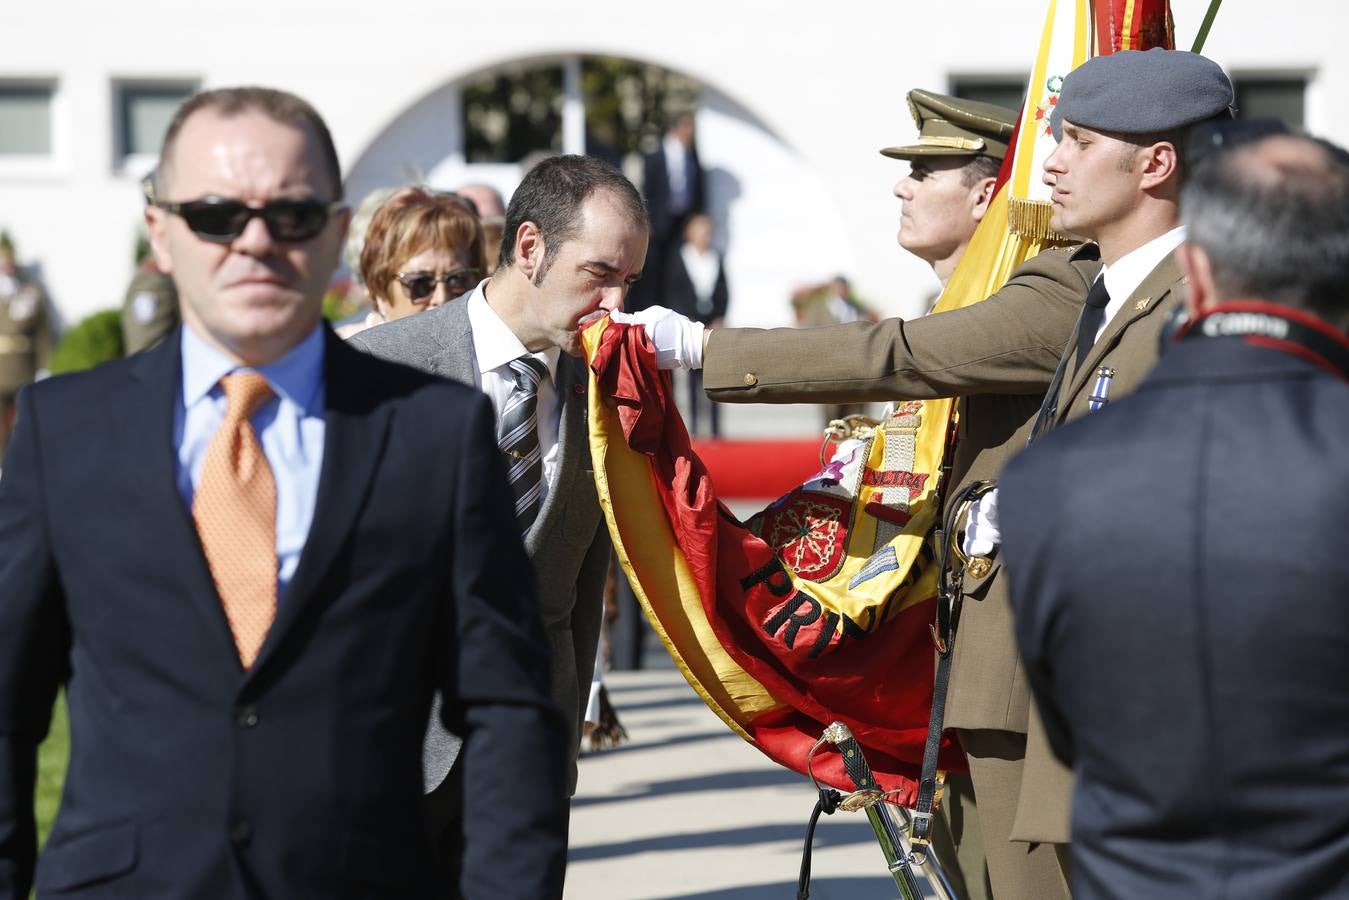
[0,86,566,899]
[629,112,705,313]
[349,154,646,863]
[1001,132,1349,899]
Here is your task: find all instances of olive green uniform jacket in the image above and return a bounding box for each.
[121,264,180,356]
[704,245,1187,840]
[0,278,52,398]
[1010,249,1188,843]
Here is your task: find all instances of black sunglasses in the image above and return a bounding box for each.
[154,196,346,243]
[395,268,481,301]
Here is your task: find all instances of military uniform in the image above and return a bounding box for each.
[704,49,1233,899]
[120,261,179,355]
[0,266,53,457]
[703,90,1088,900]
[705,244,1097,899]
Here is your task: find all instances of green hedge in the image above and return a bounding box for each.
[50,310,124,375]
[36,694,67,849]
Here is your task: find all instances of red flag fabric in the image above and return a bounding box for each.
[587,321,965,802]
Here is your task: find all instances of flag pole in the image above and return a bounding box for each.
[1191,0,1224,52]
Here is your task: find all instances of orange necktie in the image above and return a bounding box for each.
[193,372,278,669]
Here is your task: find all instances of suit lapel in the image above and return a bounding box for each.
[525,355,586,554]
[251,330,393,674]
[125,333,243,669]
[1058,252,1185,421]
[430,299,478,385]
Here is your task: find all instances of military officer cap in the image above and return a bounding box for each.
[881,90,1018,162]
[1051,48,1234,141]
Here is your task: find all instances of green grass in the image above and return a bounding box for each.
[35,693,69,850]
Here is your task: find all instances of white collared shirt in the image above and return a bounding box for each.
[1094,225,1187,341]
[679,243,722,316]
[664,133,690,212]
[466,284,562,504]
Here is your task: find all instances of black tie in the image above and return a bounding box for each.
[499,356,549,532]
[1076,278,1111,369]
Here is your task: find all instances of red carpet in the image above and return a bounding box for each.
[688,438,822,500]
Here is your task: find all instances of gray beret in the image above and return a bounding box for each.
[1051,48,1234,140]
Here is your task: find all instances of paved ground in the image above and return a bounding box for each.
[567,665,918,900]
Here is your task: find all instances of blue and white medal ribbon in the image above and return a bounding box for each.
[1088,366,1116,413]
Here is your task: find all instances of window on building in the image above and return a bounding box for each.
[1233,76,1306,130]
[115,82,197,164]
[950,78,1028,114]
[0,82,54,155]
[582,57,700,167]
[462,65,565,163]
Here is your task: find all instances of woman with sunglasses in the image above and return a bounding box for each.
[356,186,486,328]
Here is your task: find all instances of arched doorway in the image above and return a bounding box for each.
[344,55,857,329]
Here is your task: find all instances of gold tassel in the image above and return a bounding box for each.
[1008,197,1075,243]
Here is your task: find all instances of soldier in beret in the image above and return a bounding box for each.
[620,49,1235,900]
[0,232,53,458]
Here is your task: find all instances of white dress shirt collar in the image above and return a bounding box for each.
[466,284,560,384]
[1097,226,1187,335]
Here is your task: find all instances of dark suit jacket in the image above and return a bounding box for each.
[0,328,567,899]
[665,245,728,326]
[642,142,706,243]
[1001,335,1349,899]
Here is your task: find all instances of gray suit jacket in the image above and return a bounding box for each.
[350,296,610,798]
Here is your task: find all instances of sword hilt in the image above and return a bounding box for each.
[823,721,881,792]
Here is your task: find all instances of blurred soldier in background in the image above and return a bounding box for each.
[0,231,53,456]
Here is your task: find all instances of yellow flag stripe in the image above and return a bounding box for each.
[1122,0,1139,50]
[583,326,783,743]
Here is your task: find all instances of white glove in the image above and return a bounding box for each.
[609,305,705,370]
[961,489,1001,558]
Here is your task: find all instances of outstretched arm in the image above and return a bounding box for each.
[703,248,1096,403]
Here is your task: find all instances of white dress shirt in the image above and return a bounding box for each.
[963,227,1187,557]
[664,133,691,213]
[466,285,562,504]
[679,243,722,316]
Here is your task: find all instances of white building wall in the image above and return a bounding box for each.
[0,0,1343,326]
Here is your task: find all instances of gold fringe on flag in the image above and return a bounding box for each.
[1007,196,1075,243]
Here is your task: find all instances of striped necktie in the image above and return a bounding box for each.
[499,356,549,532]
[192,372,277,669]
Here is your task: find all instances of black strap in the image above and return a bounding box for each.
[911,479,998,845]
[1075,278,1111,369]
[796,788,842,900]
[1028,299,1092,445]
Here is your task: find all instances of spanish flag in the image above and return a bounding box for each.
[584,0,1175,802]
